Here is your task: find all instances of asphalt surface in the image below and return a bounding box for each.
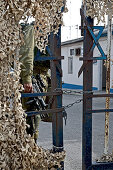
[37,92,113,170]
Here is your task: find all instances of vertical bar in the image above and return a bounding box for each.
[104,12,112,154]
[82,13,93,170]
[49,28,63,166]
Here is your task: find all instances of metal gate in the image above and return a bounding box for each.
[79,6,113,170]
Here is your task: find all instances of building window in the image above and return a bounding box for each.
[75,48,81,56]
[70,49,74,56]
[68,57,73,74]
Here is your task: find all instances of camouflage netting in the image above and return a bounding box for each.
[0,0,67,169]
[83,0,113,24]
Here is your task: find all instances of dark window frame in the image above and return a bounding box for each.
[75,48,81,56]
[70,49,74,56]
[68,57,73,74]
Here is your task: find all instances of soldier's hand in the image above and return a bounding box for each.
[24,83,33,93]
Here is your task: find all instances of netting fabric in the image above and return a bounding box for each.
[0,0,67,169]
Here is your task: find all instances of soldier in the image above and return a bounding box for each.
[20,24,40,143]
[20,23,51,143]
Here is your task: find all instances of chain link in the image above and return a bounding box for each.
[63,89,83,95]
[54,89,84,125]
[57,89,85,109]
[63,99,83,110]
[63,89,93,95]
[63,97,83,125]
[48,88,91,110]
[62,89,93,110]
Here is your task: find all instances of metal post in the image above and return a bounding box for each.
[82,14,93,170]
[49,29,64,168]
[104,11,112,154]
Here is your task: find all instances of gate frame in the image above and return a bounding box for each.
[80,5,113,170]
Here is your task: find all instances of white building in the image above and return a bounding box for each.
[61,29,113,92]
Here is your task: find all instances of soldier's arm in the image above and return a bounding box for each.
[20,25,34,92]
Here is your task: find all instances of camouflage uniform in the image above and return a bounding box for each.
[20,25,40,141]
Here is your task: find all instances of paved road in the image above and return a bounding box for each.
[37,93,113,170]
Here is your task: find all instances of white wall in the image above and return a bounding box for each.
[61,42,83,87]
[93,37,107,90]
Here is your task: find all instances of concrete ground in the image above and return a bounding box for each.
[37,92,113,170]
